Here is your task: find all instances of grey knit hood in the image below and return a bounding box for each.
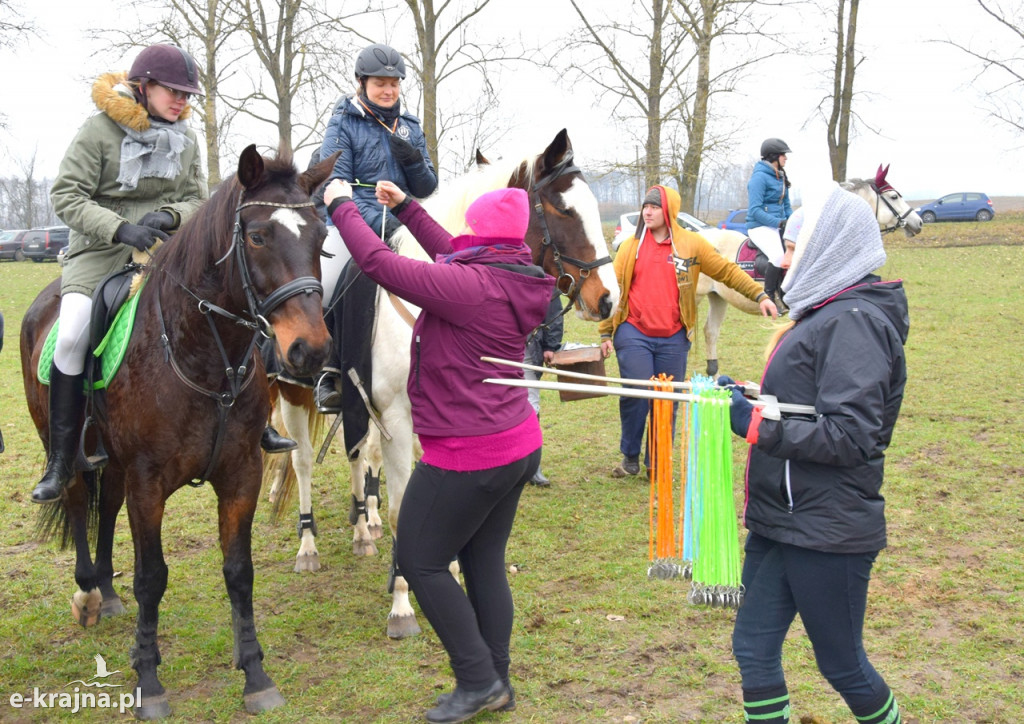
[781,182,886,321]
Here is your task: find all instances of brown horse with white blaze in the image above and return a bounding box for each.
[20,144,337,719]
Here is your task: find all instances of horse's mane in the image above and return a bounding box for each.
[389,151,540,261]
[841,177,872,194]
[155,151,300,289]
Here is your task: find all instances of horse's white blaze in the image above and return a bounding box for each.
[271,208,306,240]
[561,177,620,316]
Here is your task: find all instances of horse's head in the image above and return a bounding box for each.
[843,165,923,238]
[508,130,619,321]
[227,144,337,377]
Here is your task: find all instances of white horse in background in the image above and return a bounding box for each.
[265,129,619,638]
[695,165,923,376]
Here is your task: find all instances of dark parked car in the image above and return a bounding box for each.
[915,192,994,223]
[0,229,30,261]
[21,226,70,262]
[719,209,749,234]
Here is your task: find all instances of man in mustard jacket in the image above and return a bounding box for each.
[599,185,777,477]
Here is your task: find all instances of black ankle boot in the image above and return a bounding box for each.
[426,679,510,723]
[314,372,342,414]
[31,365,85,504]
[436,683,516,713]
[261,424,297,453]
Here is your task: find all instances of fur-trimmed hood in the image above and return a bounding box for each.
[91,71,193,132]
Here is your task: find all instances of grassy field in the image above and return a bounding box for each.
[0,216,1021,723]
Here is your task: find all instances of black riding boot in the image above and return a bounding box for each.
[31,365,85,504]
[261,424,297,454]
[529,448,551,487]
[762,264,788,312]
[315,312,343,414]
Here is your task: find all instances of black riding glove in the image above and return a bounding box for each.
[388,134,424,167]
[115,222,169,251]
[138,211,176,231]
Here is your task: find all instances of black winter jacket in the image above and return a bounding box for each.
[745,276,909,553]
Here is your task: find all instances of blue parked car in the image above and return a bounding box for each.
[915,192,994,223]
[719,209,748,234]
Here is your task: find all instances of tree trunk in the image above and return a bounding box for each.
[827,0,859,181]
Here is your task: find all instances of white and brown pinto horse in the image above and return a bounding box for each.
[264,129,618,638]
[696,165,922,376]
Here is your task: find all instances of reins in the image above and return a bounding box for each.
[156,195,324,486]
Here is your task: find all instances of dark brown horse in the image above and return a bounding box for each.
[20,144,337,719]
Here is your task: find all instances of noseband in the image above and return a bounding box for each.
[529,151,611,302]
[870,183,916,235]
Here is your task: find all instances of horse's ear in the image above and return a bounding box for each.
[301,151,341,195]
[875,164,889,186]
[540,129,572,173]
[475,149,490,166]
[237,145,265,190]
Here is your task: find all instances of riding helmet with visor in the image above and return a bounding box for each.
[760,137,792,161]
[354,43,407,80]
[129,43,203,96]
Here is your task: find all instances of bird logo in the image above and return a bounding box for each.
[64,654,124,688]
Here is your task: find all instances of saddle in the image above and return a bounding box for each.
[735,238,769,282]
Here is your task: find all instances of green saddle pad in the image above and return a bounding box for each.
[39,279,146,389]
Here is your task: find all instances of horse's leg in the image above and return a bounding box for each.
[279,396,319,572]
[65,471,104,627]
[127,494,171,720]
[349,451,379,557]
[378,403,421,640]
[704,293,728,377]
[94,467,127,617]
[217,475,285,714]
[266,405,287,505]
[360,423,384,541]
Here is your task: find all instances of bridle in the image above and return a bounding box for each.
[156,196,324,485]
[869,183,916,235]
[528,150,611,307]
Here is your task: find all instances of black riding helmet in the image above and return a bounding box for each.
[760,137,792,162]
[129,44,203,95]
[354,43,406,80]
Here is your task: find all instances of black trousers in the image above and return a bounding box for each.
[397,448,540,688]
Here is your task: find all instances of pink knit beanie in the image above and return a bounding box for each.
[464,188,530,242]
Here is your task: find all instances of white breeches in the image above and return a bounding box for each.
[747,226,785,267]
[54,292,93,375]
[321,225,353,309]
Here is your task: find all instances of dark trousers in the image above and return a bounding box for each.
[397,449,540,688]
[613,322,690,461]
[733,532,892,713]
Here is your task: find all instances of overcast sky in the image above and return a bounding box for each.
[0,0,1020,201]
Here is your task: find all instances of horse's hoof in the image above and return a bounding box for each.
[352,540,378,557]
[293,552,320,572]
[71,588,102,627]
[134,693,171,720]
[367,524,383,540]
[101,595,127,617]
[244,686,285,714]
[387,614,421,639]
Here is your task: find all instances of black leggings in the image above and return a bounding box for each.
[396,449,540,688]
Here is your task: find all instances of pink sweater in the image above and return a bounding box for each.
[419,415,542,472]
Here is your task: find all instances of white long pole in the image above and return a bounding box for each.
[482,376,818,415]
[481,355,707,391]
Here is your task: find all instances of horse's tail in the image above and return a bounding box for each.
[35,470,101,550]
[264,452,297,523]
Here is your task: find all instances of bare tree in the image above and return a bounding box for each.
[231,0,374,161]
[825,0,860,181]
[399,0,534,174]
[669,0,779,212]
[567,0,690,194]
[946,0,1024,134]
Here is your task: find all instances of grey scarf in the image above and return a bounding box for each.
[117,119,193,191]
[781,183,887,321]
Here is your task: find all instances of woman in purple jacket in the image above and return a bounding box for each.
[324,178,555,723]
